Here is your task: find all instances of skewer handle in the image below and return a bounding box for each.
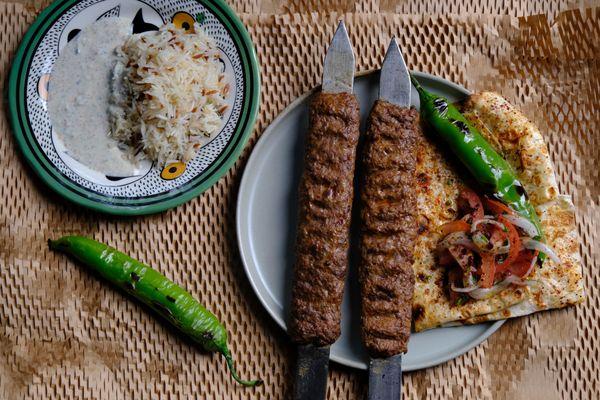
[368,354,403,400]
[292,344,331,400]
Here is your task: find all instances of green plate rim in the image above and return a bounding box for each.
[8,0,260,215]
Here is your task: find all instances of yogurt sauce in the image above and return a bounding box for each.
[48,17,138,177]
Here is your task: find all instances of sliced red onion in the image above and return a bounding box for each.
[452,274,535,299]
[521,237,561,264]
[471,218,506,233]
[469,274,537,300]
[451,283,478,293]
[503,274,527,286]
[464,272,477,287]
[502,214,539,237]
[493,245,510,255]
[438,232,477,251]
[471,231,489,250]
[503,274,541,287]
[472,231,509,255]
[468,279,512,300]
[523,254,538,277]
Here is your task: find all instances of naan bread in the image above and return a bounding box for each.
[412,92,584,332]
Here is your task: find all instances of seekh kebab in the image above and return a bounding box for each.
[290,91,360,346]
[288,21,359,400]
[359,102,419,357]
[359,39,420,400]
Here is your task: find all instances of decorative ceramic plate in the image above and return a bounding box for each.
[237,71,504,371]
[9,0,259,215]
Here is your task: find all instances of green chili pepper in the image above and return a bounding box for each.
[410,76,545,261]
[48,236,262,387]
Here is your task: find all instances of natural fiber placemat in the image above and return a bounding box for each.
[1,1,598,399]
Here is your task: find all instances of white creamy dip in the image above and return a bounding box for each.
[48,17,138,177]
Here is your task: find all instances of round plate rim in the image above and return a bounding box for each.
[8,0,260,216]
[236,70,504,371]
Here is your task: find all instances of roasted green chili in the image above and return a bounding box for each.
[49,235,262,387]
[411,76,545,261]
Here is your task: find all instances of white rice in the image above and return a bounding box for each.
[110,23,229,166]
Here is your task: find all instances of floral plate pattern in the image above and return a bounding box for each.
[9,0,259,214]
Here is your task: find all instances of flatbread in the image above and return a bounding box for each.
[412,92,585,332]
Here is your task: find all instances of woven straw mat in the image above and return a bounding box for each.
[1,0,599,399]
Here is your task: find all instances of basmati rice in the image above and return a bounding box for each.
[110,23,229,166]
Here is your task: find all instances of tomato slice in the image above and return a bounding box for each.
[508,250,539,277]
[483,197,514,216]
[495,215,522,273]
[439,220,470,237]
[458,189,484,223]
[479,252,496,288]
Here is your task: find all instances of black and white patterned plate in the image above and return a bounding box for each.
[9,0,259,214]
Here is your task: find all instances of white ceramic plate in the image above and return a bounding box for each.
[236,71,503,370]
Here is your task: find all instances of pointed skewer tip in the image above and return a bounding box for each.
[335,20,348,36]
[379,37,411,106]
[382,38,401,65]
[328,20,352,52]
[385,38,400,54]
[322,19,354,94]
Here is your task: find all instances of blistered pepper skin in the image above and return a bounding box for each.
[49,235,262,387]
[411,76,545,262]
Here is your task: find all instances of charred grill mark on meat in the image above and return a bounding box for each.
[359,100,420,357]
[289,92,361,346]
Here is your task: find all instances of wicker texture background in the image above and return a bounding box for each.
[1,0,599,398]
